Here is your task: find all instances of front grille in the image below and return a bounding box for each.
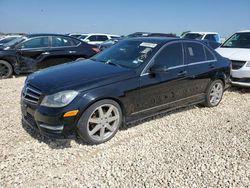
[231,60,246,70]
[22,85,42,104]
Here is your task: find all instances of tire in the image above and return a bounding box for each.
[0,60,13,79]
[75,57,85,61]
[76,99,122,145]
[202,79,224,107]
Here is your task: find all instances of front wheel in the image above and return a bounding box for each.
[202,79,224,107]
[0,60,13,79]
[77,99,122,145]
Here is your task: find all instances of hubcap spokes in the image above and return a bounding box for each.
[210,83,223,106]
[87,104,119,141]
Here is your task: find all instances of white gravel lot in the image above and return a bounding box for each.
[0,76,250,187]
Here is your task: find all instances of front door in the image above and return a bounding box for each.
[138,42,191,116]
[17,36,50,70]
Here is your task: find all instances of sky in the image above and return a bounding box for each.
[0,0,249,37]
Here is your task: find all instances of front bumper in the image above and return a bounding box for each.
[231,66,250,87]
[21,98,78,139]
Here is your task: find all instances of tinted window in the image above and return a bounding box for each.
[204,34,216,42]
[52,36,75,47]
[21,37,49,48]
[204,47,215,61]
[183,33,203,40]
[88,35,97,41]
[0,37,18,44]
[155,43,183,68]
[185,42,206,64]
[96,35,108,41]
[222,32,250,48]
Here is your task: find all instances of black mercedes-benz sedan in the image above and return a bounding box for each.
[0,33,99,79]
[21,37,231,144]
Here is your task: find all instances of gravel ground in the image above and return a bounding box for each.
[0,76,250,187]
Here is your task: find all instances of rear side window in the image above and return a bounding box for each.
[155,42,183,68]
[96,35,108,41]
[204,34,216,41]
[21,37,49,48]
[204,47,215,61]
[52,36,76,47]
[185,42,206,64]
[88,35,97,41]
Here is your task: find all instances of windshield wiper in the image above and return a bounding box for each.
[105,60,123,68]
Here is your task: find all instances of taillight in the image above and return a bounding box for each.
[92,48,100,53]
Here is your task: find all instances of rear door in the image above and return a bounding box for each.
[46,35,81,67]
[184,41,217,96]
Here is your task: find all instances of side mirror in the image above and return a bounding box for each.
[150,65,169,74]
[85,39,90,42]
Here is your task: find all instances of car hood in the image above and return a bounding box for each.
[26,60,136,94]
[216,47,250,61]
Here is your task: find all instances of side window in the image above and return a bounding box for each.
[88,35,97,41]
[185,42,206,64]
[52,36,75,47]
[204,47,215,61]
[96,35,108,41]
[204,34,216,42]
[155,43,183,68]
[21,37,49,48]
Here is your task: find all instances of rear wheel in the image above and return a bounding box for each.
[77,99,122,145]
[0,60,13,79]
[202,79,224,107]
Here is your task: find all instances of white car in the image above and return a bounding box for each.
[216,30,250,87]
[182,32,221,43]
[78,33,120,45]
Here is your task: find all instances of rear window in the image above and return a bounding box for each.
[204,47,215,61]
[185,42,206,63]
[52,36,77,47]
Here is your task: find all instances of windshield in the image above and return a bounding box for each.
[183,33,203,40]
[91,40,160,68]
[78,35,88,40]
[222,33,250,48]
[3,37,26,47]
[0,37,19,44]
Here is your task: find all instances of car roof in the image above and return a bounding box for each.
[124,37,198,44]
[237,30,250,33]
[188,32,219,35]
[25,33,72,38]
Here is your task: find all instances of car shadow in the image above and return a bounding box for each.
[22,120,73,149]
[121,105,196,130]
[227,86,250,94]
[22,105,197,148]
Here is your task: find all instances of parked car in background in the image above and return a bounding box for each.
[0,35,22,45]
[0,33,99,79]
[78,33,120,45]
[216,30,250,87]
[182,32,221,49]
[98,32,179,51]
[21,37,231,144]
[67,33,83,39]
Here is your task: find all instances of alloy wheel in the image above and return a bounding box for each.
[87,104,120,142]
[209,82,223,106]
[0,63,11,78]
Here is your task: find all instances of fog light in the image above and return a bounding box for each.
[63,110,79,117]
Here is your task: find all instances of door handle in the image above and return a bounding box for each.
[69,51,76,54]
[177,71,187,77]
[42,51,50,55]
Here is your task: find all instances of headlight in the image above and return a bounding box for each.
[41,90,79,108]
